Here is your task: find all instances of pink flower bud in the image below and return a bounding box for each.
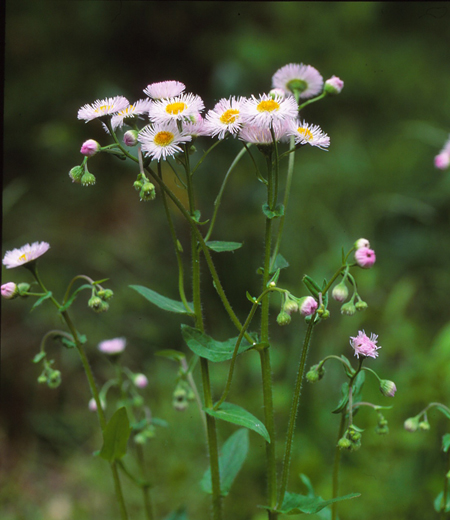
[97,337,126,355]
[355,238,370,249]
[380,379,397,397]
[134,374,148,388]
[299,296,318,316]
[124,130,139,147]
[324,76,344,95]
[80,139,100,157]
[88,398,98,412]
[1,282,18,299]
[434,152,450,170]
[354,247,376,268]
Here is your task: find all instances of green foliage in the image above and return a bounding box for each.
[264,491,360,515]
[130,285,194,315]
[31,291,52,311]
[206,241,243,252]
[99,407,131,462]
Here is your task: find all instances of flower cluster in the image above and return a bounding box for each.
[74,63,341,172]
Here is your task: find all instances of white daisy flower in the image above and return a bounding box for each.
[205,97,245,139]
[138,123,192,161]
[272,63,323,99]
[144,80,186,100]
[148,93,205,124]
[239,93,298,129]
[239,120,290,145]
[3,241,50,269]
[98,337,126,355]
[111,99,153,130]
[287,119,330,150]
[77,96,130,122]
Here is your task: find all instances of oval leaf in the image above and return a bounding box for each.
[130,285,193,315]
[181,325,254,362]
[201,429,249,496]
[31,291,53,311]
[206,241,243,253]
[100,407,131,461]
[273,491,361,515]
[205,402,270,443]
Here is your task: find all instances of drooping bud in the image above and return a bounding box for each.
[88,295,103,312]
[88,397,106,412]
[283,299,299,314]
[1,282,19,299]
[69,165,84,183]
[332,282,349,302]
[354,247,376,268]
[355,238,370,249]
[375,414,389,435]
[80,139,101,157]
[306,363,325,383]
[123,130,139,147]
[97,289,114,300]
[81,170,96,187]
[140,182,156,201]
[277,310,291,326]
[299,296,318,316]
[404,416,420,432]
[172,386,189,411]
[341,301,356,316]
[324,76,344,95]
[379,379,397,397]
[134,374,149,389]
[418,420,430,431]
[355,300,368,311]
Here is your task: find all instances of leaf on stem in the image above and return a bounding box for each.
[442,433,450,453]
[33,351,46,363]
[332,382,349,414]
[270,254,290,274]
[206,241,243,253]
[130,285,194,315]
[99,407,131,462]
[262,203,284,220]
[205,402,270,443]
[201,428,249,496]
[302,275,321,299]
[181,325,255,362]
[436,405,450,420]
[156,349,186,363]
[31,291,53,311]
[262,491,360,515]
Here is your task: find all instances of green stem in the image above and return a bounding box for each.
[298,92,327,111]
[136,443,154,520]
[277,318,315,509]
[441,449,450,520]
[331,414,347,520]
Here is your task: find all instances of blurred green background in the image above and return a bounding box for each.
[2,1,450,519]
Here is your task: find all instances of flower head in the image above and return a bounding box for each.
[287,119,330,150]
[1,282,18,299]
[324,75,344,95]
[134,374,149,388]
[354,247,376,268]
[350,330,381,359]
[3,242,50,269]
[240,93,298,128]
[80,139,101,157]
[434,135,450,170]
[144,80,186,100]
[111,99,153,130]
[98,337,126,355]
[138,123,192,161]
[148,93,204,124]
[379,379,397,397]
[299,296,318,316]
[239,120,290,145]
[77,96,130,122]
[272,63,323,99]
[205,97,245,139]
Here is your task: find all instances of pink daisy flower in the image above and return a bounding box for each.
[148,93,204,124]
[287,119,330,150]
[98,337,126,355]
[144,80,186,100]
[77,96,130,122]
[350,330,381,359]
[240,93,298,129]
[205,97,245,139]
[3,241,50,269]
[138,122,192,161]
[272,63,323,99]
[111,99,153,130]
[354,247,376,268]
[238,120,290,145]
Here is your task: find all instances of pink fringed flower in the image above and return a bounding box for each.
[3,241,50,269]
[299,296,318,316]
[287,119,330,150]
[272,63,323,99]
[77,96,130,122]
[355,247,376,268]
[350,330,381,359]
[148,93,204,124]
[144,80,186,100]
[239,120,290,145]
[98,337,126,355]
[434,135,450,170]
[111,99,153,130]
[138,122,192,161]
[205,97,245,139]
[240,93,298,129]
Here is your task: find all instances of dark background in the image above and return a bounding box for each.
[2,2,450,519]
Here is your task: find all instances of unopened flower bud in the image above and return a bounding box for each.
[124,130,139,147]
[324,76,344,95]
[341,301,356,316]
[140,182,156,201]
[1,282,18,299]
[354,247,376,268]
[418,420,430,431]
[134,374,149,389]
[88,296,103,312]
[338,437,352,450]
[277,311,291,326]
[47,369,62,389]
[172,386,188,411]
[284,299,299,314]
[375,415,389,435]
[80,139,101,157]
[379,379,397,397]
[69,165,84,183]
[97,289,114,300]
[404,416,420,432]
[355,238,370,249]
[306,363,325,383]
[299,296,318,317]
[332,282,349,303]
[88,397,106,412]
[81,170,96,187]
[355,300,368,311]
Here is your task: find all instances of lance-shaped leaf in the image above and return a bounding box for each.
[205,402,270,443]
[332,382,349,414]
[442,433,450,453]
[270,253,289,273]
[130,285,194,315]
[31,291,53,311]
[181,325,255,362]
[59,284,92,312]
[201,428,249,496]
[262,491,360,515]
[99,407,131,461]
[206,241,243,253]
[436,405,450,420]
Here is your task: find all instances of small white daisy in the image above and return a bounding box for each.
[98,337,126,355]
[144,80,186,100]
[205,97,245,139]
[111,99,153,130]
[138,123,192,161]
[77,96,130,122]
[239,93,298,129]
[239,120,290,145]
[272,63,323,99]
[3,241,50,269]
[148,93,205,124]
[287,119,330,150]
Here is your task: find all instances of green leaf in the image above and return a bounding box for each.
[352,371,366,407]
[99,407,131,461]
[201,429,249,496]
[205,402,270,443]
[332,382,349,414]
[267,491,360,515]
[246,291,260,305]
[321,279,329,308]
[302,275,321,299]
[271,254,289,272]
[206,241,243,252]
[59,284,92,312]
[130,285,194,315]
[156,349,186,363]
[31,291,53,311]
[181,325,255,362]
[434,490,450,513]
[442,433,450,453]
[262,203,284,219]
[163,508,188,520]
[93,278,109,285]
[436,405,450,420]
[33,351,46,363]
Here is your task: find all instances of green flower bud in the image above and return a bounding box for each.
[97,289,114,300]
[283,299,299,314]
[277,311,291,326]
[88,296,103,312]
[418,420,430,431]
[355,300,368,311]
[17,283,31,296]
[133,180,144,191]
[404,416,420,432]
[338,437,352,450]
[379,379,397,397]
[341,301,356,316]
[172,386,189,411]
[81,170,96,186]
[376,415,389,435]
[306,363,325,383]
[48,369,62,389]
[69,166,84,183]
[140,182,156,201]
[332,282,349,303]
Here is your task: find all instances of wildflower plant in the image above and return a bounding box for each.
[3,63,401,520]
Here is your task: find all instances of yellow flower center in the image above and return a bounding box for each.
[166,102,187,115]
[297,127,313,141]
[18,253,28,262]
[94,104,114,114]
[154,131,175,147]
[118,105,136,116]
[257,100,280,113]
[220,109,239,125]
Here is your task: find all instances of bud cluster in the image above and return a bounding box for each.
[172,380,195,411]
[37,359,62,389]
[88,285,114,313]
[133,172,156,202]
[338,424,363,451]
